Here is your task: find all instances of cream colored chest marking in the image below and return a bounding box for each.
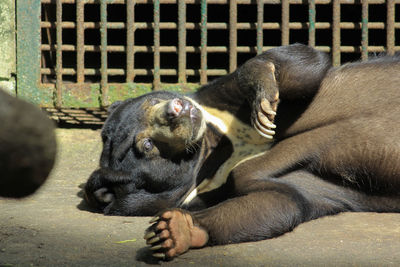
[183,104,273,205]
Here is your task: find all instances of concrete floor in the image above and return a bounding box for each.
[1,128,400,266]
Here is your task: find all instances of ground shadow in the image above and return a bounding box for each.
[135,247,166,265]
[76,182,164,264]
[76,183,103,213]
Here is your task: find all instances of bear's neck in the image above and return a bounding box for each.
[182,105,273,205]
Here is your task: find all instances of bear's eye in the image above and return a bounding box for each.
[143,138,154,152]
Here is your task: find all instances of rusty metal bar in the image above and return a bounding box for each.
[361,0,368,61]
[200,0,207,84]
[41,67,230,76]
[281,0,289,46]
[387,0,395,55]
[41,0,395,4]
[42,5,54,76]
[41,21,400,31]
[126,0,135,82]
[76,0,85,83]
[229,0,237,73]
[332,0,341,66]
[153,0,161,90]
[257,0,264,54]
[55,0,63,107]
[42,44,396,54]
[308,0,316,47]
[178,0,186,83]
[100,0,109,106]
[41,43,398,56]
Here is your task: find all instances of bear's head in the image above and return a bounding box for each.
[84,91,207,215]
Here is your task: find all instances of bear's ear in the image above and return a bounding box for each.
[107,101,123,114]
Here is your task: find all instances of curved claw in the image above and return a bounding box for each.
[255,97,278,139]
[150,244,163,251]
[255,119,275,139]
[147,236,160,245]
[149,216,160,224]
[260,99,277,116]
[144,231,156,240]
[258,111,276,129]
[254,124,273,139]
[152,253,166,259]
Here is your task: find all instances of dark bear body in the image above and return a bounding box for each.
[0,89,56,197]
[84,44,400,259]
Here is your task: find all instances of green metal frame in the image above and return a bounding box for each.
[16,0,198,108]
[0,0,16,87]
[17,1,397,108]
[16,0,43,104]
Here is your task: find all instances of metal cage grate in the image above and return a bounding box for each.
[39,0,400,109]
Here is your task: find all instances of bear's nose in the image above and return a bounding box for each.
[168,98,183,117]
[167,98,191,118]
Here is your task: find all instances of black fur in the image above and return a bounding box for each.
[0,89,56,197]
[85,91,207,214]
[84,44,400,247]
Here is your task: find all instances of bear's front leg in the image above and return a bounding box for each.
[254,88,279,139]
[144,180,309,260]
[144,209,208,260]
[237,59,279,139]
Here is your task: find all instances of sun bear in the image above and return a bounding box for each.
[84,44,400,260]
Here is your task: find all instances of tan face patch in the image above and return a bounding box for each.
[140,98,203,154]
